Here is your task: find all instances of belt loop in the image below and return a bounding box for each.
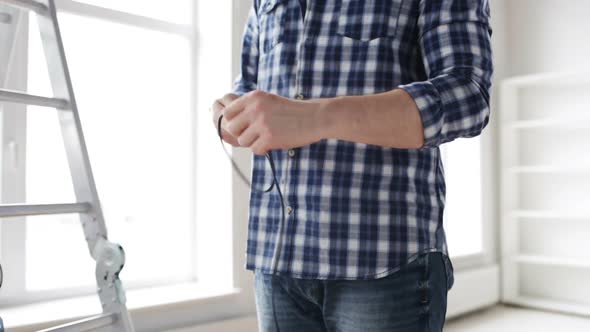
[424,252,430,279]
[420,253,430,305]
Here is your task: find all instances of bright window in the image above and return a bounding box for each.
[25,12,193,291]
[0,0,201,305]
[442,137,484,258]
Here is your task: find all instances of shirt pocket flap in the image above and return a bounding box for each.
[337,0,404,41]
[258,0,288,53]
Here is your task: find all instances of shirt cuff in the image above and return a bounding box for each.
[232,79,257,97]
[231,87,249,97]
[398,81,443,149]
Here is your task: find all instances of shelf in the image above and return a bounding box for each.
[502,71,590,88]
[506,295,590,317]
[508,210,590,221]
[500,72,590,319]
[508,165,590,174]
[504,116,590,130]
[514,255,590,269]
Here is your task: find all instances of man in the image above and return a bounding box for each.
[211,0,492,331]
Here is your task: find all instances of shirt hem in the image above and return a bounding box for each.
[246,248,454,288]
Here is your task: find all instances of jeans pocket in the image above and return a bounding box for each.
[443,255,455,291]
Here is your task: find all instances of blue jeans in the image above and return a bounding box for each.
[254,252,451,332]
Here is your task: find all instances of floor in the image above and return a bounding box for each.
[445,305,590,332]
[170,305,590,332]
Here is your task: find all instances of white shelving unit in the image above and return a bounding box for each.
[500,71,590,316]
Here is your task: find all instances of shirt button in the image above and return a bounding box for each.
[295,94,304,100]
[286,206,294,215]
[288,149,296,158]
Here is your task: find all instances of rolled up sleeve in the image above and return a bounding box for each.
[232,3,260,96]
[399,0,494,149]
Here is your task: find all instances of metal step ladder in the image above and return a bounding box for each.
[0,1,134,331]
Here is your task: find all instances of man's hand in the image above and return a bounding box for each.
[222,91,322,155]
[211,93,240,146]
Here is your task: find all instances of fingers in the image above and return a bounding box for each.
[224,90,268,120]
[212,99,225,114]
[250,138,270,156]
[221,129,240,146]
[220,93,239,106]
[211,94,239,123]
[211,93,240,138]
[226,109,252,138]
[212,93,239,110]
[209,91,273,152]
[237,124,259,147]
[222,97,248,121]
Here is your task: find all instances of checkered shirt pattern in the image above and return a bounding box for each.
[232,0,493,280]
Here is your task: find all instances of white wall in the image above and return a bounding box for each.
[505,0,590,76]
[488,0,590,265]
[496,0,590,316]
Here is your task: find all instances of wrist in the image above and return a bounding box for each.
[295,98,330,143]
[309,96,344,141]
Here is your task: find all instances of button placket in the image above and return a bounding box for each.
[294,2,310,103]
[281,146,299,216]
[282,149,291,216]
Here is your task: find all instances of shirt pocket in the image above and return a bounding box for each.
[336,0,404,41]
[258,0,288,54]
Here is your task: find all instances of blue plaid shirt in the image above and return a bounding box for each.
[233,0,493,281]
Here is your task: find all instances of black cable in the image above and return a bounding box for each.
[217,114,285,332]
[216,115,285,229]
[217,115,274,192]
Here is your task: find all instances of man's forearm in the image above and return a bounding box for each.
[311,89,425,149]
[220,89,425,155]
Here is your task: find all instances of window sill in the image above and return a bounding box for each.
[2,282,245,332]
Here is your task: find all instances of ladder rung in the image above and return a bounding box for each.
[37,313,116,332]
[0,0,48,15]
[0,203,91,218]
[0,89,69,109]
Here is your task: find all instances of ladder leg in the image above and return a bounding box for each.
[0,1,134,330]
[0,3,21,87]
[31,1,135,330]
[34,0,108,252]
